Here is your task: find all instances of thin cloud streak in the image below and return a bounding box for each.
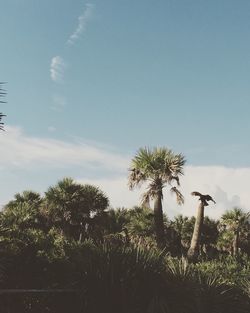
[49,4,94,83]
[67,3,94,45]
[50,56,66,82]
[0,126,129,171]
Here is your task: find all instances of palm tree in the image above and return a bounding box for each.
[200,216,219,256]
[128,147,185,248]
[3,191,43,229]
[104,208,130,235]
[126,206,155,238]
[171,214,193,255]
[220,208,250,256]
[45,177,109,241]
[187,192,216,261]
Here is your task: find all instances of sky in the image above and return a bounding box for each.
[0,0,250,219]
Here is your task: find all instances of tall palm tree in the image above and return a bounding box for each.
[220,208,250,256]
[187,191,216,261]
[128,147,185,248]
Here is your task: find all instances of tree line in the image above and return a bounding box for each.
[1,177,249,261]
[0,147,249,312]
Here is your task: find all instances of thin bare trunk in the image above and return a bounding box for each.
[187,202,204,261]
[154,191,165,248]
[79,231,83,243]
[78,222,85,242]
[233,230,239,256]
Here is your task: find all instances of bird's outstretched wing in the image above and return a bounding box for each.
[191,191,216,205]
[204,195,216,204]
[191,191,202,197]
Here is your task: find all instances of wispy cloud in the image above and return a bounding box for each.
[50,56,66,82]
[49,4,94,82]
[67,3,94,45]
[0,126,128,171]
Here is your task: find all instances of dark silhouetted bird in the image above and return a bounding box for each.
[191,191,216,206]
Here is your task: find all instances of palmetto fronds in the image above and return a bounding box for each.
[0,82,6,131]
[44,177,109,240]
[221,208,250,232]
[129,147,185,185]
[165,256,193,280]
[219,208,250,256]
[171,187,185,205]
[129,147,185,204]
[0,83,6,104]
[0,113,5,131]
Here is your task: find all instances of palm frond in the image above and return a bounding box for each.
[128,168,146,189]
[221,208,250,232]
[0,83,6,130]
[170,175,180,186]
[170,187,184,205]
[141,193,151,208]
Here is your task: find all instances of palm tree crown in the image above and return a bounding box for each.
[45,177,109,240]
[221,208,250,232]
[128,147,185,204]
[3,191,43,229]
[220,208,250,256]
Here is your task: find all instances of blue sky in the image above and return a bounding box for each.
[0,0,250,217]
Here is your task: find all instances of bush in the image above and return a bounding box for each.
[66,242,250,313]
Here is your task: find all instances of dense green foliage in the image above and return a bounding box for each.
[0,177,249,312]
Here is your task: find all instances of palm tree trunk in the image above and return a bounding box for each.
[154,191,165,248]
[187,202,204,261]
[78,222,83,243]
[233,230,239,256]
